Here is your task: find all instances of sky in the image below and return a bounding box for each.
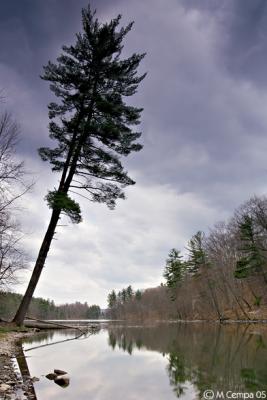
[1,0,267,308]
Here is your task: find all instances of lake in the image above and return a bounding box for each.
[18,322,267,399]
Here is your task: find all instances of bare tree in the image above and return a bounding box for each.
[0,112,26,211]
[0,109,29,289]
[0,214,27,289]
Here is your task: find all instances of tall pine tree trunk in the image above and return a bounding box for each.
[12,209,61,325]
[13,99,95,326]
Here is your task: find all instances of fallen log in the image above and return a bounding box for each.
[24,317,85,332]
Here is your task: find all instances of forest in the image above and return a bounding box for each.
[0,291,101,321]
[107,195,267,322]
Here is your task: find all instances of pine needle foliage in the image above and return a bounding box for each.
[235,214,265,279]
[186,231,207,275]
[163,249,186,300]
[39,5,146,218]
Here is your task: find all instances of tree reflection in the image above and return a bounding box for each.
[107,330,135,355]
[107,323,267,398]
[167,353,187,397]
[15,344,38,400]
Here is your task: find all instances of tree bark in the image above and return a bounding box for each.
[12,69,99,326]
[12,208,61,325]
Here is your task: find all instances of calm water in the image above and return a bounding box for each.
[18,323,267,400]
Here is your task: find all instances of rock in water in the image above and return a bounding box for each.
[54,374,70,388]
[45,373,57,380]
[54,369,67,375]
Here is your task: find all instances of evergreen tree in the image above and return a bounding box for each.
[87,304,101,319]
[117,291,122,304]
[186,231,206,275]
[108,290,117,308]
[126,285,133,300]
[186,231,222,319]
[163,249,186,300]
[13,5,146,325]
[121,288,127,303]
[235,214,266,280]
[135,289,142,300]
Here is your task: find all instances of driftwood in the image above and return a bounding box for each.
[24,316,88,333]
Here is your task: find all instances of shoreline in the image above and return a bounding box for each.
[0,330,38,399]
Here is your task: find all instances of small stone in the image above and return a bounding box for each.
[31,376,40,382]
[0,383,11,392]
[54,369,67,375]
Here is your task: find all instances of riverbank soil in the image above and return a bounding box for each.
[0,323,37,399]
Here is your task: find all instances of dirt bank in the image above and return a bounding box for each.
[0,330,38,400]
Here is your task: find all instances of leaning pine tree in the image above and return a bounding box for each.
[13,5,146,325]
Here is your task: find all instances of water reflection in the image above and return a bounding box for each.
[23,327,100,351]
[19,323,267,400]
[107,323,267,398]
[14,345,38,400]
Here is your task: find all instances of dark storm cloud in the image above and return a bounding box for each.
[0,0,123,77]
[223,0,267,86]
[180,0,267,86]
[2,0,267,305]
[0,0,121,154]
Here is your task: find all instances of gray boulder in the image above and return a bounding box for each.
[54,374,70,388]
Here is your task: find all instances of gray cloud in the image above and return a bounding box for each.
[179,0,267,86]
[2,0,267,306]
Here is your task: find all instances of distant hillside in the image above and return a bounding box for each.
[0,291,101,321]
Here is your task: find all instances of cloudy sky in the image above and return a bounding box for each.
[1,0,267,308]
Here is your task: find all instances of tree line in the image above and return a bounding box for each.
[107,195,267,321]
[107,286,142,319]
[0,291,101,321]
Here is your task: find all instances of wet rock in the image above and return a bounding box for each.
[54,369,67,375]
[46,373,57,380]
[6,381,16,386]
[54,374,70,388]
[0,383,11,391]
